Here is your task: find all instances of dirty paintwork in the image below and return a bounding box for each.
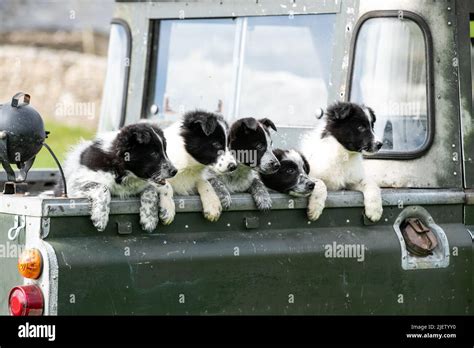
[0,0,473,316]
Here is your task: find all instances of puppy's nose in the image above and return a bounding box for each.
[227,162,237,172]
[169,167,178,177]
[271,161,280,171]
[375,141,383,150]
[307,182,315,191]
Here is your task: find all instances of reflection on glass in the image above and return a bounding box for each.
[238,15,334,126]
[152,19,235,125]
[351,18,428,152]
[99,23,129,131]
[149,15,335,128]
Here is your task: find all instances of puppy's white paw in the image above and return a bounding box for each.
[140,214,158,232]
[255,193,272,211]
[220,193,232,210]
[159,197,176,225]
[87,185,111,232]
[307,180,327,221]
[202,198,222,222]
[140,187,159,231]
[157,183,175,225]
[364,200,383,222]
[307,197,324,221]
[90,209,109,232]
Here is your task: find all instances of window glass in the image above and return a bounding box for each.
[148,15,335,129]
[238,15,334,126]
[99,22,130,132]
[350,18,428,153]
[150,19,235,126]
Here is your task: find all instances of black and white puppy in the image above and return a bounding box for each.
[63,123,177,231]
[260,149,316,197]
[164,110,237,221]
[301,101,383,222]
[206,117,280,213]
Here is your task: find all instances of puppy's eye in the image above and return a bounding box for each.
[286,168,295,175]
[357,126,366,132]
[212,142,222,149]
[256,143,265,151]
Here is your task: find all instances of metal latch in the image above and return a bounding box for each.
[401,218,438,257]
[8,215,26,240]
[244,216,259,229]
[116,221,133,235]
[393,206,450,270]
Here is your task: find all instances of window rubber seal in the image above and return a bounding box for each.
[346,10,435,160]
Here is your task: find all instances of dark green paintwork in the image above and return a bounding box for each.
[0,0,473,316]
[0,215,26,315]
[44,204,472,315]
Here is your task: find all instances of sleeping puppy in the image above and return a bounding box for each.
[62,123,177,232]
[301,101,383,222]
[260,149,316,197]
[164,110,237,221]
[206,117,281,213]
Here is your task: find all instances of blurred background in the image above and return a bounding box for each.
[0,0,114,167]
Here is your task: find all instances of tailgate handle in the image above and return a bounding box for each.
[401,218,438,257]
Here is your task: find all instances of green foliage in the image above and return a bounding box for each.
[33,121,95,168]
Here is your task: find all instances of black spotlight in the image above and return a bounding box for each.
[0,92,67,195]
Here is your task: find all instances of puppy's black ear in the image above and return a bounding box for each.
[259,118,277,132]
[240,117,259,131]
[194,116,217,136]
[326,102,353,121]
[300,152,310,174]
[133,129,152,144]
[120,124,151,146]
[366,106,376,124]
[272,148,285,161]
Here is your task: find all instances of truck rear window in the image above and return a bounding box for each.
[349,15,431,157]
[146,14,336,129]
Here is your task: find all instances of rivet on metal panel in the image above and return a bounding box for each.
[244,216,259,229]
[448,21,452,26]
[116,221,132,235]
[398,10,404,20]
[150,104,159,115]
[452,152,458,162]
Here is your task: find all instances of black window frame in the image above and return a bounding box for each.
[346,10,435,160]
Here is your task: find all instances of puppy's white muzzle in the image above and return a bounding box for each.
[211,149,237,174]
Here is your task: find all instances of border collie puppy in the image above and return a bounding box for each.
[206,117,281,213]
[260,149,318,197]
[164,110,237,221]
[63,123,177,232]
[301,101,383,222]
